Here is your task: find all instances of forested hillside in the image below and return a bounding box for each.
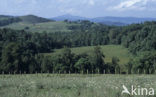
[18,15,52,23]
[0,17,21,26]
[0,20,155,74]
[0,15,53,27]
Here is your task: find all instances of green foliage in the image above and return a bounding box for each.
[74,57,90,73]
[0,20,156,74]
[111,57,120,74]
[0,42,38,73]
[89,46,105,73]
[1,19,156,54]
[131,51,156,74]
[0,42,21,72]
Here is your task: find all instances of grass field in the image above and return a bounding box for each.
[0,74,156,97]
[1,21,79,33]
[46,45,132,65]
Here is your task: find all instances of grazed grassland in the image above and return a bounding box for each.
[46,45,132,65]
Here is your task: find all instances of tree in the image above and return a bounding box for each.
[0,42,38,73]
[41,56,53,73]
[53,47,75,73]
[0,42,22,73]
[89,46,105,73]
[74,57,90,73]
[112,56,120,74]
[132,52,156,74]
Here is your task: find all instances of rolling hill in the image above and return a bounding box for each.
[0,15,77,32]
[1,14,156,32]
[1,21,80,33]
[0,15,55,28]
[45,45,133,65]
[18,15,52,24]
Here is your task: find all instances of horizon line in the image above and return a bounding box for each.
[0,14,156,19]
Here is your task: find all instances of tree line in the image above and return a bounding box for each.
[0,44,121,74]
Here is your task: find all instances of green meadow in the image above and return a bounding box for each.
[1,21,79,33]
[46,45,132,65]
[0,74,156,97]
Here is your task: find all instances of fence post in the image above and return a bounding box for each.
[82,70,83,74]
[98,69,99,74]
[36,71,38,76]
[41,71,43,74]
[69,70,70,75]
[2,71,4,77]
[138,69,139,74]
[144,69,146,74]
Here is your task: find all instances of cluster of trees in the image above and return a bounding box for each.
[0,20,155,74]
[0,44,120,74]
[128,51,156,74]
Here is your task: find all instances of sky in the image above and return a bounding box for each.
[0,0,156,18]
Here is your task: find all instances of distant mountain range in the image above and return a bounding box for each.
[1,14,156,26]
[51,14,156,26]
[52,14,88,21]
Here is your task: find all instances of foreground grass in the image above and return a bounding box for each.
[0,74,156,97]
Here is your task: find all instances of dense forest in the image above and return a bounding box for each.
[0,20,155,74]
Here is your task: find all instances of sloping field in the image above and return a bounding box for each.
[1,21,79,33]
[47,45,132,65]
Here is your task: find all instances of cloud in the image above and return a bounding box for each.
[58,0,95,6]
[88,0,95,6]
[59,8,80,14]
[0,0,156,18]
[115,0,141,8]
[109,0,153,11]
[57,0,96,15]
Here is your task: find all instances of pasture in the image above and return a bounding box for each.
[46,45,132,65]
[0,74,155,97]
[1,21,79,33]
